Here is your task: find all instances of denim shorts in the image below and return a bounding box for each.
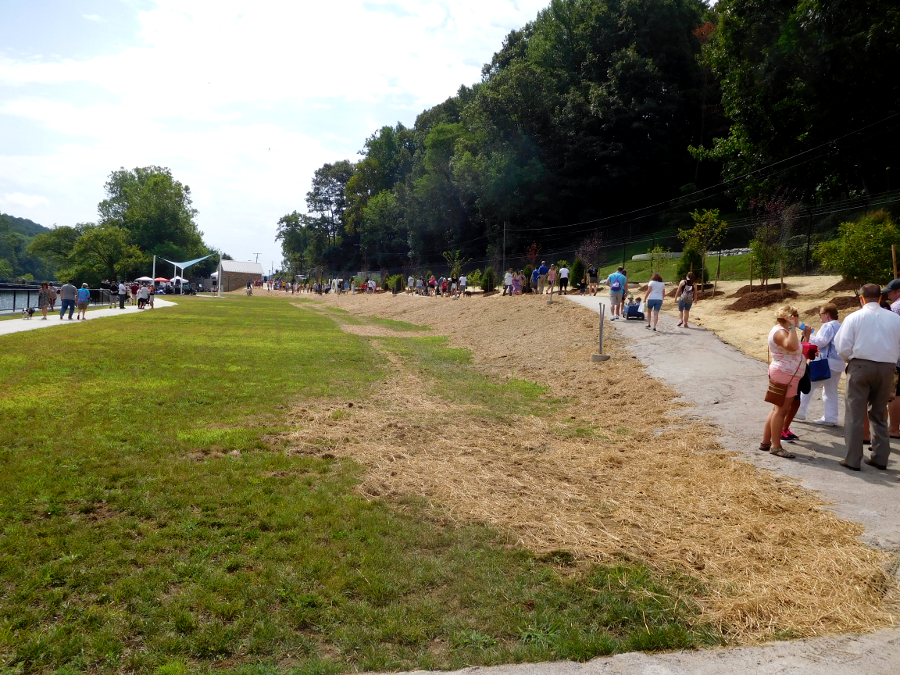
[646,298,662,312]
[678,299,693,311]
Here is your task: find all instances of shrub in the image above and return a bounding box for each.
[466,269,482,288]
[570,259,586,288]
[674,244,709,283]
[816,210,900,286]
[523,265,533,292]
[481,267,497,292]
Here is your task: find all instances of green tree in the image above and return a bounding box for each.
[697,0,900,202]
[69,223,146,282]
[748,193,798,288]
[678,209,727,287]
[98,167,203,256]
[646,245,670,275]
[816,211,900,287]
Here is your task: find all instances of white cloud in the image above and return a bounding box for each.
[2,192,50,209]
[0,0,550,263]
[82,14,103,22]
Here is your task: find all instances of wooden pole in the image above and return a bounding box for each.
[713,250,722,297]
[749,258,753,293]
[780,260,784,300]
[893,244,898,279]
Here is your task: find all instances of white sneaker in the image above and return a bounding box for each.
[794,413,806,421]
[812,418,837,427]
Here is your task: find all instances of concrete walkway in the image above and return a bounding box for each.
[0,299,177,337]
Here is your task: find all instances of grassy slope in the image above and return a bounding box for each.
[596,254,752,284]
[0,296,717,674]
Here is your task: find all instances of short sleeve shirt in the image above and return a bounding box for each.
[607,272,626,294]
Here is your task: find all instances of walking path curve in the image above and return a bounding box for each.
[0,299,177,337]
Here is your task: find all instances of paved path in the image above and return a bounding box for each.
[566,294,900,552]
[0,299,177,337]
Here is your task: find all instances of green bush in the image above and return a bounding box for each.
[391,274,405,293]
[524,265,534,292]
[481,267,497,292]
[674,244,709,283]
[466,269,482,289]
[816,211,900,286]
[570,259,586,288]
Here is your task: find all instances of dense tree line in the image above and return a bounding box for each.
[28,167,223,285]
[0,213,53,280]
[279,0,899,277]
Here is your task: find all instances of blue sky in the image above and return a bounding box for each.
[0,0,549,271]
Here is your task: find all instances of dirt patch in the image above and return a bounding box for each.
[729,283,790,298]
[284,291,895,642]
[727,289,799,312]
[829,296,862,311]
[338,324,432,338]
[696,290,726,300]
[827,280,859,293]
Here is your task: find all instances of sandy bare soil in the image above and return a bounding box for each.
[277,289,895,646]
[657,275,852,363]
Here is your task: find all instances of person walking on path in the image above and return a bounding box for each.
[883,278,900,438]
[503,269,514,296]
[530,267,540,295]
[537,261,549,295]
[118,280,127,309]
[37,282,52,320]
[834,283,900,471]
[675,272,695,328]
[796,303,844,426]
[547,265,557,296]
[109,281,118,308]
[59,280,77,320]
[76,283,90,320]
[642,273,666,331]
[760,305,807,459]
[48,284,57,311]
[587,265,598,296]
[558,265,570,295]
[606,266,627,320]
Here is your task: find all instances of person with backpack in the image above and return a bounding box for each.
[675,272,696,328]
[587,265,598,296]
[606,267,627,320]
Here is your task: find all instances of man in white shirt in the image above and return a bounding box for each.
[503,269,514,296]
[458,274,467,297]
[559,266,570,295]
[834,283,900,470]
[118,281,128,309]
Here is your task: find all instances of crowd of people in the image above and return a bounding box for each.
[760,281,900,471]
[31,280,157,320]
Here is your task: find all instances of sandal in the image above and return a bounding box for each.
[769,447,795,459]
[758,442,771,452]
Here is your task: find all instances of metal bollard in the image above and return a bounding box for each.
[591,303,610,362]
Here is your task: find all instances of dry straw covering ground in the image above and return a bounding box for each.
[275,290,895,643]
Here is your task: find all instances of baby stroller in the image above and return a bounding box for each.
[623,300,644,321]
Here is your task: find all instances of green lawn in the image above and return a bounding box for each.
[0,296,719,674]
[596,254,752,284]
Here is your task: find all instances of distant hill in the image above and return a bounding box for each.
[1,212,50,238]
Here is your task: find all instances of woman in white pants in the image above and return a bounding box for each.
[797,303,843,426]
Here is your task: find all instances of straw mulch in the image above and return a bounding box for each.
[278,292,896,642]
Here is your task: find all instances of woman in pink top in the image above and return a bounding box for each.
[761,305,806,458]
[547,265,557,295]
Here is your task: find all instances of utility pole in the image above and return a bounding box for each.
[252,253,261,263]
[502,221,507,275]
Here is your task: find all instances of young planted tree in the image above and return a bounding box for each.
[816,211,900,288]
[576,230,605,268]
[442,250,472,280]
[646,245,670,275]
[749,192,798,289]
[678,209,727,291]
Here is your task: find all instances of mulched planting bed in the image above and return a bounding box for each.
[827,280,859,292]
[728,283,789,298]
[829,295,861,310]
[695,290,726,300]
[726,289,799,312]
